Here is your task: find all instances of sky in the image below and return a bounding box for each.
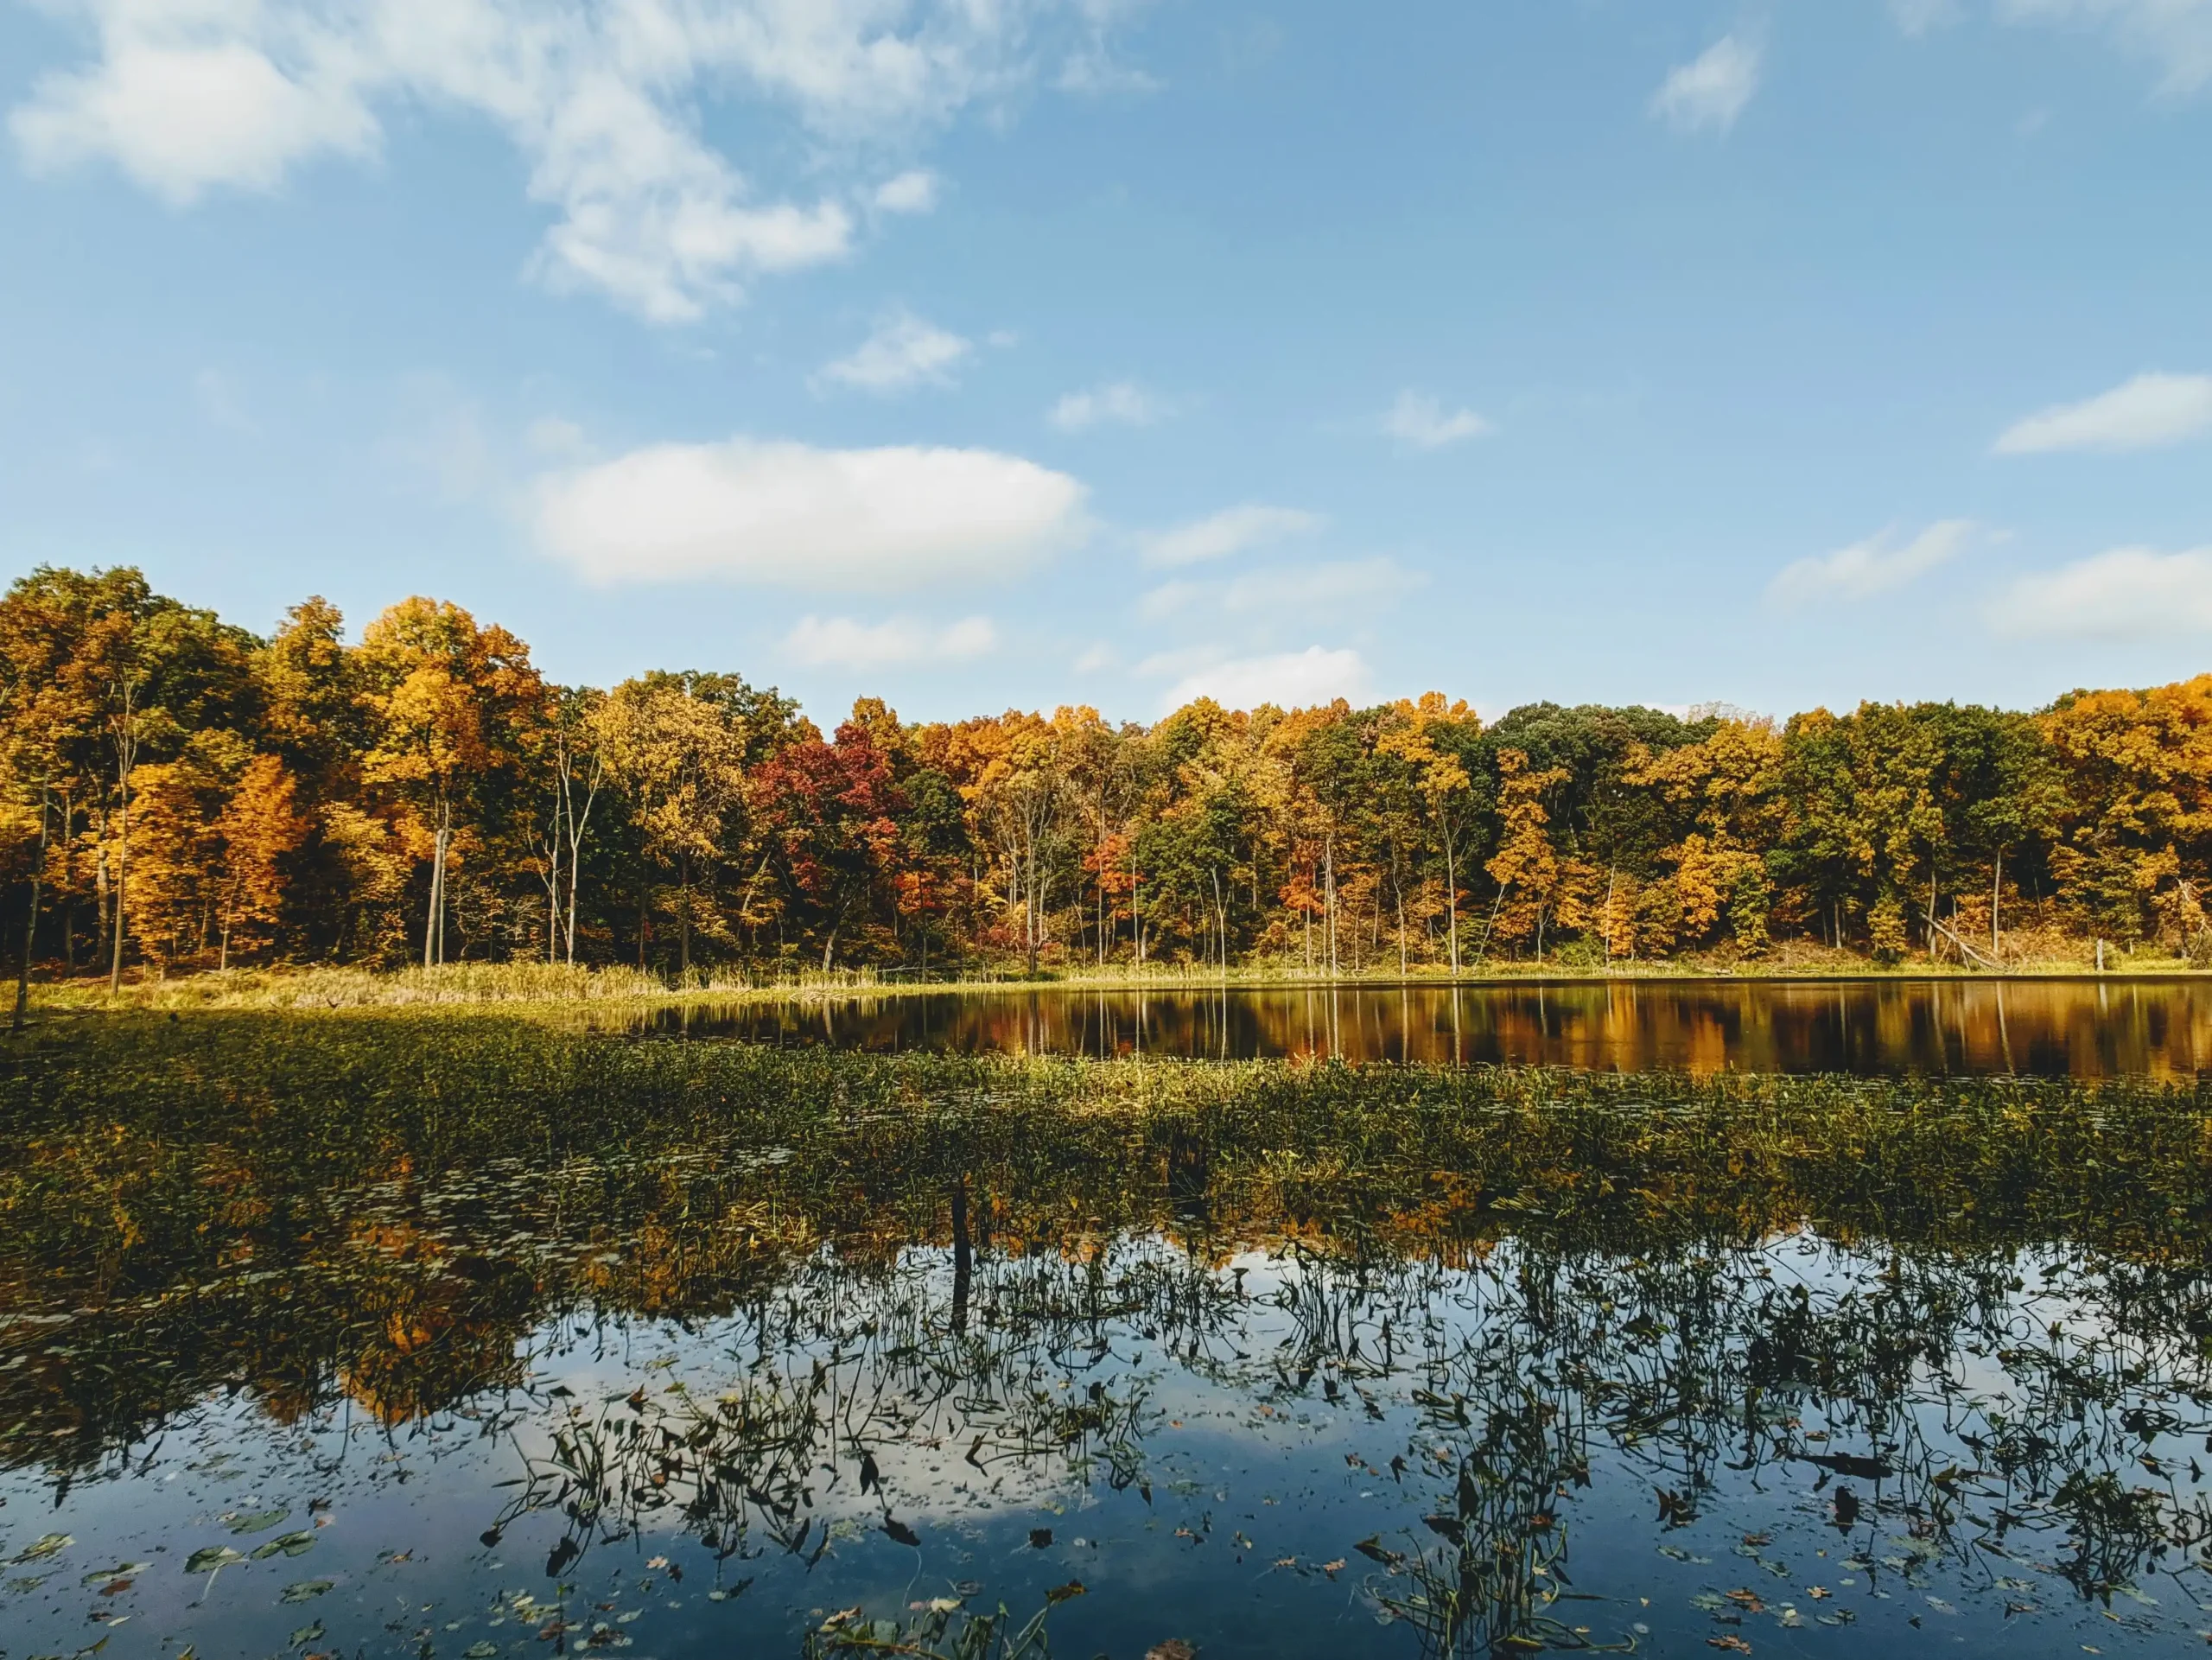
[0,0,2208,727]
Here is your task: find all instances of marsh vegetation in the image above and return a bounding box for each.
[3,1015,2211,1656]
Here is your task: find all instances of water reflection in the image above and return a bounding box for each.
[657,977,2212,1076]
[4,1017,2211,1658]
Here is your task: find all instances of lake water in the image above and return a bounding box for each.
[3,1014,2209,1660]
[655,976,2212,1077]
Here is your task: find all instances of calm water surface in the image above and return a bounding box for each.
[3,1017,2209,1660]
[658,977,2212,1077]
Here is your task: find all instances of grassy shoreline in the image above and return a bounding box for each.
[16,950,2209,1014]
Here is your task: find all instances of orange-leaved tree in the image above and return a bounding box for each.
[357,599,544,967]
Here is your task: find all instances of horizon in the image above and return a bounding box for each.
[2,3,2208,725]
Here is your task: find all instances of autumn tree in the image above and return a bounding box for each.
[357,598,544,966]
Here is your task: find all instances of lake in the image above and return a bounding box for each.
[654,976,2212,1077]
[2,1014,2209,1660]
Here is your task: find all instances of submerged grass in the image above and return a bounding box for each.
[4,1012,2212,1657]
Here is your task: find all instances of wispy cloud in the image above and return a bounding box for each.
[1139,505,1324,569]
[1141,557,1422,623]
[786,614,997,669]
[1891,0,1963,37]
[1650,35,1763,133]
[819,310,973,395]
[1769,520,1979,605]
[1050,381,1164,431]
[1993,372,2212,454]
[1991,546,2212,638]
[872,169,940,214]
[8,3,1140,322]
[1384,390,1494,450]
[1999,0,2212,95]
[533,437,1087,590]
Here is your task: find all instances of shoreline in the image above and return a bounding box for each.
[22,956,2209,1016]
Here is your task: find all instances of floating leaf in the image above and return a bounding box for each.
[464,1645,499,1659]
[881,1517,921,1549]
[229,1510,289,1536]
[280,1580,334,1603]
[252,1532,316,1561]
[15,1533,73,1563]
[185,1547,247,1574]
[1046,1580,1087,1604]
[289,1620,325,1648]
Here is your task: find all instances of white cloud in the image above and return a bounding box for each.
[1049,380,1163,431]
[819,309,972,393]
[1384,390,1494,450]
[1139,504,1324,569]
[1141,557,1421,623]
[1650,35,1763,133]
[1891,0,1964,35]
[1769,520,1979,605]
[1160,646,1373,712]
[1999,0,2212,93]
[533,437,1088,590]
[1993,372,2212,454]
[786,614,997,669]
[872,169,939,213]
[10,3,1131,321]
[1991,545,2212,637]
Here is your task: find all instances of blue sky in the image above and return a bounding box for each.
[1,1,2207,726]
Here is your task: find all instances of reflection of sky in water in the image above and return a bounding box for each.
[6,1231,2209,1659]
[652,979,2212,1078]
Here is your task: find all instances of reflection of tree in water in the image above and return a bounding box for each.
[8,1019,2212,1650]
[450,1223,2212,1656]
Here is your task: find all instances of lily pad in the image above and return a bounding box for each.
[13,1533,73,1563]
[289,1619,325,1648]
[229,1510,289,1535]
[464,1644,501,1659]
[185,1546,248,1574]
[280,1579,334,1603]
[251,1532,317,1561]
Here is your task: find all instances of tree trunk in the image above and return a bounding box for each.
[1325,836,1338,979]
[1991,847,2003,962]
[16,787,46,1030]
[1446,833,1459,977]
[108,778,129,993]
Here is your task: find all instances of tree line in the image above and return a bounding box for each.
[1,564,2207,983]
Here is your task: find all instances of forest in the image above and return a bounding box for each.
[0,563,2207,983]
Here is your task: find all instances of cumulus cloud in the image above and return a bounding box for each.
[1049,381,1163,431]
[1384,390,1494,450]
[1999,0,2212,94]
[532,437,1087,589]
[1160,646,1373,713]
[10,3,1128,321]
[1991,546,2212,638]
[1993,372,2212,454]
[786,614,997,669]
[818,309,972,393]
[1769,520,1979,605]
[1139,504,1324,569]
[1650,35,1763,133]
